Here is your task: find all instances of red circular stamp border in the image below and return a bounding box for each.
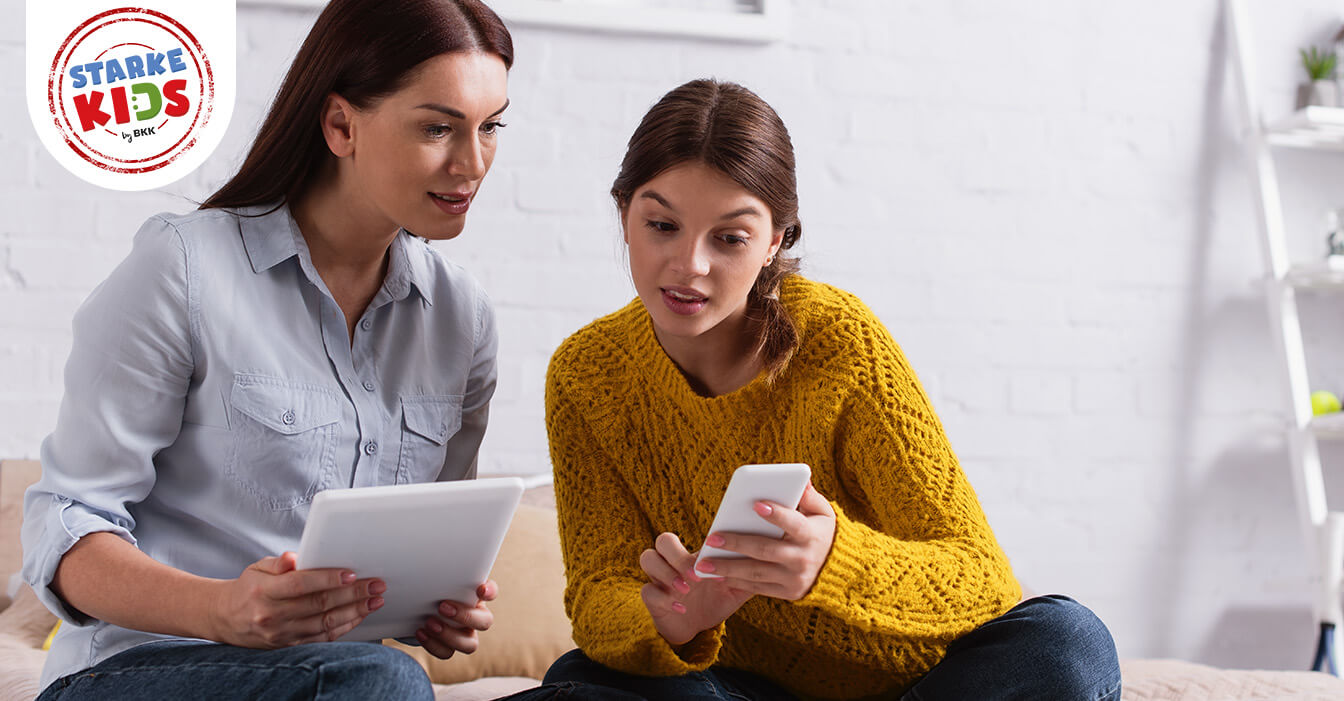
[47,7,214,175]
[57,16,203,166]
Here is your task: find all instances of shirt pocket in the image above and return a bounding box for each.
[396,395,463,484]
[227,374,343,510]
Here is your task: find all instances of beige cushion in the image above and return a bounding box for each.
[0,459,572,688]
[0,585,57,700]
[1121,658,1344,700]
[0,460,41,612]
[432,676,540,700]
[387,501,574,684]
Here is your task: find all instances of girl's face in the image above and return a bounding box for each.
[343,51,509,240]
[623,161,784,344]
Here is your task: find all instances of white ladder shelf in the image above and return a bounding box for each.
[1226,0,1344,674]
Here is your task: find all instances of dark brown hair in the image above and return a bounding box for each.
[201,0,512,211]
[612,79,803,380]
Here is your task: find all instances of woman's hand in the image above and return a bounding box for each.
[694,483,837,601]
[416,580,497,660]
[639,532,753,646]
[208,551,385,648]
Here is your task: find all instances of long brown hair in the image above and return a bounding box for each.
[612,79,803,380]
[201,0,512,212]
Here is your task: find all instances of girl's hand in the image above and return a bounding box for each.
[209,552,384,648]
[694,483,837,601]
[639,532,752,646]
[416,580,497,660]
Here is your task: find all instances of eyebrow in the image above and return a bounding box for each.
[639,190,764,221]
[414,99,510,119]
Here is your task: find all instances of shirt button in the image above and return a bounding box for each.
[363,441,378,456]
[360,319,372,331]
[362,380,375,392]
[281,410,295,425]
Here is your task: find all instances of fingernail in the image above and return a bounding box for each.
[672,602,687,614]
[754,502,772,516]
[673,577,690,593]
[697,560,715,573]
[416,630,428,642]
[427,619,444,633]
[440,603,457,617]
[706,534,725,547]
[341,571,357,584]
[369,580,387,595]
[369,597,384,611]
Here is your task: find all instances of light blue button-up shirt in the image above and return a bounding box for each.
[21,204,497,687]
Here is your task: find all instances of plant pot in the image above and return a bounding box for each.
[1297,79,1339,108]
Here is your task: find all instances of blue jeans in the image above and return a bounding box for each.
[35,639,434,701]
[507,595,1121,700]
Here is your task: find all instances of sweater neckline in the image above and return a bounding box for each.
[627,302,771,405]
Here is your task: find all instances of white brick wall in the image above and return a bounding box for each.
[4,0,1344,670]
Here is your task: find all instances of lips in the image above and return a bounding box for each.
[429,190,473,215]
[661,286,707,316]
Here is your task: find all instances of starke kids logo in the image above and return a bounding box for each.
[47,7,214,175]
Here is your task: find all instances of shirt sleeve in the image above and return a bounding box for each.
[546,366,723,676]
[438,288,497,482]
[791,319,1020,658]
[21,215,194,625]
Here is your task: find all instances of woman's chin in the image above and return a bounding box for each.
[647,306,716,341]
[404,220,467,241]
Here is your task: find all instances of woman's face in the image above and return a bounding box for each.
[345,51,509,240]
[623,161,783,344]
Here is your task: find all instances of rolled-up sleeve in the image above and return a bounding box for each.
[21,215,194,624]
[438,289,497,482]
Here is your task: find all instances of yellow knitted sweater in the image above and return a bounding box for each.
[544,276,1020,699]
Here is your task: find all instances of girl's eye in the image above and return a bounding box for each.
[482,121,507,135]
[645,220,676,233]
[425,125,450,138]
[721,234,748,246]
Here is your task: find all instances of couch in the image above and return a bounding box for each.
[1,459,1343,700]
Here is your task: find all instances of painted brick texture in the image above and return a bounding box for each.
[3,0,1344,670]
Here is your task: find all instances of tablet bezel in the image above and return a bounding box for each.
[295,477,525,641]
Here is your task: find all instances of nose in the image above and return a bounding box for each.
[670,235,710,277]
[448,133,487,180]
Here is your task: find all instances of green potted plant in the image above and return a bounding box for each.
[1298,45,1338,108]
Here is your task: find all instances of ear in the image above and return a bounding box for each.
[619,205,631,245]
[319,94,357,158]
[769,226,785,258]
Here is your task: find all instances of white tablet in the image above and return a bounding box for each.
[295,477,525,641]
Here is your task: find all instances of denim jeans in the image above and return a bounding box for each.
[504,595,1121,701]
[34,639,434,701]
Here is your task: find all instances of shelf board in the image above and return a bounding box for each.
[1266,107,1344,150]
[1283,260,1344,289]
[1312,413,1344,439]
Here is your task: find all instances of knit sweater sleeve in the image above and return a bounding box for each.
[545,357,725,675]
[794,314,1020,649]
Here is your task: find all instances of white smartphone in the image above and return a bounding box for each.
[694,463,811,579]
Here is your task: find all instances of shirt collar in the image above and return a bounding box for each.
[238,203,300,274]
[385,231,436,307]
[237,203,434,307]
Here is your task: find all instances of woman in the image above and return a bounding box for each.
[539,80,1122,700]
[21,1,511,698]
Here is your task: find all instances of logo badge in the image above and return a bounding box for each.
[27,2,235,191]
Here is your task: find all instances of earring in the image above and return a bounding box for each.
[765,254,774,266]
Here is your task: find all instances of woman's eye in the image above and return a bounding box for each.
[481,121,507,135]
[645,220,676,233]
[721,234,748,246]
[425,125,450,138]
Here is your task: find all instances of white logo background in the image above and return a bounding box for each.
[26,1,235,191]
